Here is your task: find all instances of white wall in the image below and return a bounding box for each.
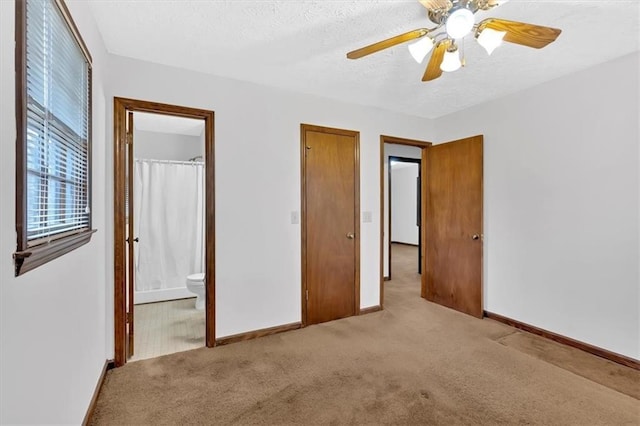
[107,55,435,339]
[435,52,640,360]
[134,129,204,161]
[391,163,419,245]
[383,144,422,278]
[0,1,110,423]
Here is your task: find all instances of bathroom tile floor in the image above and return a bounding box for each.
[130,298,205,362]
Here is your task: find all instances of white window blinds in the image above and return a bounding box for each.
[25,0,91,244]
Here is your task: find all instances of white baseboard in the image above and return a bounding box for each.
[134,287,194,304]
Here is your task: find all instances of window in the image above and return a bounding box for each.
[14,0,94,276]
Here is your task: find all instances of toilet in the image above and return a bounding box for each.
[185,273,205,310]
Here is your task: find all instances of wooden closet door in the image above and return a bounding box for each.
[302,124,360,325]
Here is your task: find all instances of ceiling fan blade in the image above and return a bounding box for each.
[479,18,562,49]
[422,39,450,82]
[347,29,430,59]
[418,0,453,11]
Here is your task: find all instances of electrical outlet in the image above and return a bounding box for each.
[291,211,300,224]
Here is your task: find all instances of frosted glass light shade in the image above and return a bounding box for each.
[477,28,506,55]
[446,8,475,39]
[440,48,462,72]
[408,37,434,63]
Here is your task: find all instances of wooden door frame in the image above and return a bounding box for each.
[379,135,432,308]
[113,97,215,367]
[387,156,422,280]
[300,124,360,326]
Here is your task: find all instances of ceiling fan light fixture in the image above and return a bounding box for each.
[477,28,506,55]
[445,8,475,39]
[408,36,435,63]
[440,45,462,72]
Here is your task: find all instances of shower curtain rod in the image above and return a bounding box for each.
[135,158,205,166]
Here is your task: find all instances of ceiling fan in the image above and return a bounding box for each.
[346,0,562,82]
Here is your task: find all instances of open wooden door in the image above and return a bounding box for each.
[126,111,135,358]
[424,135,483,318]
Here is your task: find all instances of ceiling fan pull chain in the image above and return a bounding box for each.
[461,37,467,67]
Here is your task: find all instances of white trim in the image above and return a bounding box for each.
[134,287,194,305]
[135,158,204,166]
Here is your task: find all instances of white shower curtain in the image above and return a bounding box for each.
[133,160,205,292]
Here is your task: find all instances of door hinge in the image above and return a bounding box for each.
[306,290,308,301]
[125,133,132,145]
[126,312,132,323]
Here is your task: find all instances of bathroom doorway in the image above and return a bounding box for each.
[113,98,215,367]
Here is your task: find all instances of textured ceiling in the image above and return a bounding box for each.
[134,112,204,136]
[88,0,639,119]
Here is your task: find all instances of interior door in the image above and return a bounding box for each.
[424,135,483,318]
[126,111,135,358]
[302,125,359,325]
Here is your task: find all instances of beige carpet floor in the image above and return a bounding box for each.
[92,244,639,425]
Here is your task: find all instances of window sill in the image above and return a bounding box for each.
[13,229,97,276]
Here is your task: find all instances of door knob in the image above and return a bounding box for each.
[472,234,480,240]
[346,232,355,239]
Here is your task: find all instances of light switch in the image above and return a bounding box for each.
[362,211,372,223]
[291,211,300,224]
